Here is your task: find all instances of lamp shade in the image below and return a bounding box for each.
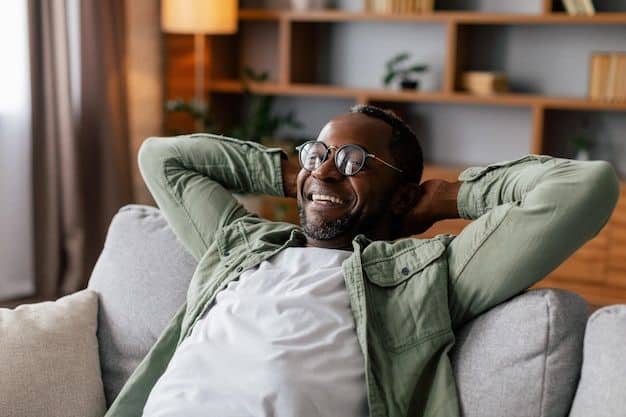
[161,0,238,34]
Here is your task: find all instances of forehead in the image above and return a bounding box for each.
[316,113,392,155]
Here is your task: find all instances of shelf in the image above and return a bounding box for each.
[239,9,626,24]
[209,80,626,111]
[452,12,626,24]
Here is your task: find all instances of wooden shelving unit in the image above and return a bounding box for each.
[195,7,626,154]
[164,2,626,305]
[238,9,626,24]
[209,79,626,111]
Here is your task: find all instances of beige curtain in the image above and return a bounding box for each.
[29,0,132,299]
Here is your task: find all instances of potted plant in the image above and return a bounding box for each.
[383,52,429,90]
[164,99,213,134]
[290,0,329,11]
[569,133,593,161]
[164,66,303,143]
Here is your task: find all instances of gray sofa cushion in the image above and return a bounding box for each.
[451,289,588,417]
[569,305,626,417]
[87,205,197,405]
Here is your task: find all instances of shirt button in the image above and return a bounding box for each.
[236,266,243,273]
[401,267,410,275]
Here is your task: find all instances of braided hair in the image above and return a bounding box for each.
[349,104,423,183]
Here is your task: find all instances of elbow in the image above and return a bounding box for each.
[580,160,620,234]
[138,137,170,180]
[138,137,160,166]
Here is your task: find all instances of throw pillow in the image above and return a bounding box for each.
[0,289,106,417]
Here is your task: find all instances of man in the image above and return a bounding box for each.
[106,105,618,417]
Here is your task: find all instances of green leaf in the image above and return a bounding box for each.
[385,52,410,71]
[383,71,397,86]
[407,64,428,73]
[242,66,256,80]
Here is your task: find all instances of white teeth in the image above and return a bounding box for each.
[312,194,344,205]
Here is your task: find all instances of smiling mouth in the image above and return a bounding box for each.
[307,193,348,207]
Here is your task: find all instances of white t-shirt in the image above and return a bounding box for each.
[142,246,369,417]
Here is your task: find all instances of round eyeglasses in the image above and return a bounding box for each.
[295,141,404,176]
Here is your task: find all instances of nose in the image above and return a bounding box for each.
[311,150,343,182]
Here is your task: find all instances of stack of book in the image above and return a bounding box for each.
[589,52,626,102]
[562,0,595,16]
[364,0,434,14]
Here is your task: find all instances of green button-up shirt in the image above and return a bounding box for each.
[105,133,619,417]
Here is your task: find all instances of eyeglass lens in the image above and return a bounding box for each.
[299,142,366,176]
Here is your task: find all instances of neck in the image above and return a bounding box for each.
[304,235,354,251]
[301,216,395,250]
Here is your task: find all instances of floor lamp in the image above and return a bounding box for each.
[161,0,238,129]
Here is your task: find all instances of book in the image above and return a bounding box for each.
[597,53,610,101]
[606,53,619,101]
[618,54,626,102]
[422,0,434,13]
[612,53,626,103]
[579,0,595,16]
[572,0,585,15]
[562,0,578,15]
[589,53,604,100]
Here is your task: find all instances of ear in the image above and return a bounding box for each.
[391,182,421,215]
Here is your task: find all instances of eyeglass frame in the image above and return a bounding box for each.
[295,140,404,177]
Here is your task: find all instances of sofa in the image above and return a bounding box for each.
[86,204,626,417]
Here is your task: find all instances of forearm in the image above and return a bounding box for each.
[281,156,299,198]
[448,155,619,327]
[140,134,288,197]
[429,180,462,222]
[454,155,618,221]
[138,133,288,259]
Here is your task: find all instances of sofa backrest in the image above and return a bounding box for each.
[89,204,590,415]
[87,205,196,405]
[450,288,588,417]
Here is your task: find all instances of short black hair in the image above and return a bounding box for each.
[349,104,423,183]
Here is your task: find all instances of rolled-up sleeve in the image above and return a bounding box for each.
[138,133,287,261]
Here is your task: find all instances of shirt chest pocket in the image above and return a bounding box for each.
[363,240,452,353]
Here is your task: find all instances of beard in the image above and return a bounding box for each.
[298,203,356,241]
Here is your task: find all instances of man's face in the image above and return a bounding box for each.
[297,113,401,242]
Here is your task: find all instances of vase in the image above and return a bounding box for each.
[290,0,327,11]
[400,79,419,90]
[575,149,590,161]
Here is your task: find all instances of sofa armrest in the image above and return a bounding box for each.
[569,304,626,417]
